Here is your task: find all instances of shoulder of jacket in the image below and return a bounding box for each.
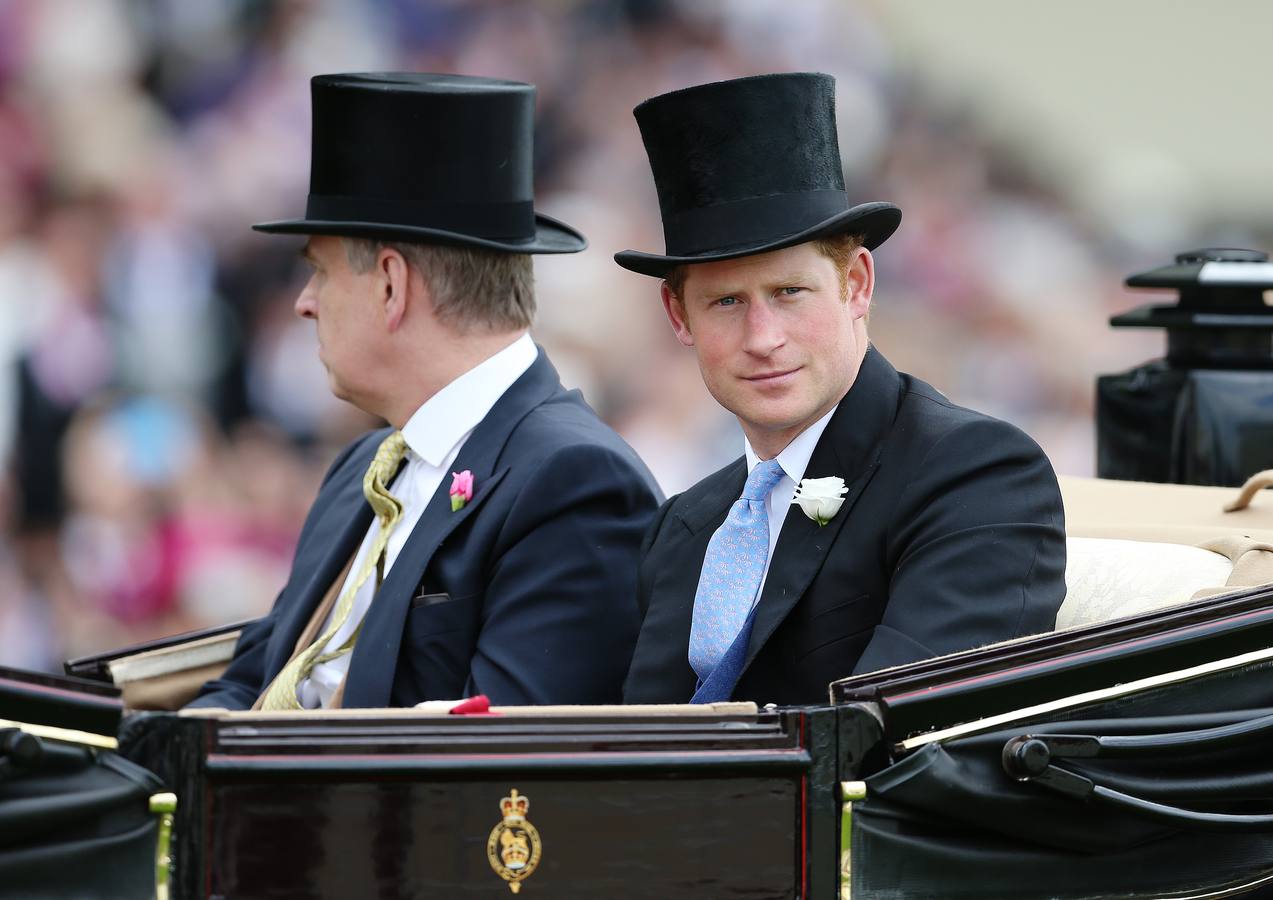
[894,384,1041,470]
[893,375,1038,453]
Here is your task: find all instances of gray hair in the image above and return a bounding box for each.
[342,238,535,332]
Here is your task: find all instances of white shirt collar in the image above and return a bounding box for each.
[400,333,538,466]
[744,403,838,484]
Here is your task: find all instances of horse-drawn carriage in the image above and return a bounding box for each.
[4,472,1273,898]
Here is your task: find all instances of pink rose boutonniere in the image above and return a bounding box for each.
[450,470,474,511]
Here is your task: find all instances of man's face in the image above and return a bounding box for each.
[294,235,383,407]
[661,242,872,456]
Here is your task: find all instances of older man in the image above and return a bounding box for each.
[189,73,660,710]
[618,73,1065,706]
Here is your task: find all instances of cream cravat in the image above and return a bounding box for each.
[258,431,409,710]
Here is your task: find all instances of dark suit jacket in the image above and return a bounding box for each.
[190,349,661,710]
[624,348,1066,706]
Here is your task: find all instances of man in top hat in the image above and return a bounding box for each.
[189,73,661,711]
[619,73,1066,706]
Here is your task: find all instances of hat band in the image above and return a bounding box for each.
[662,189,850,256]
[305,194,536,241]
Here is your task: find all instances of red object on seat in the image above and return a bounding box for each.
[448,695,495,715]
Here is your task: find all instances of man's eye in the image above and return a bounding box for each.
[716,296,739,307]
[780,286,803,295]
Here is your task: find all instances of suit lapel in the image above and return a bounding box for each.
[675,459,746,536]
[743,348,904,671]
[340,349,561,708]
[266,463,373,675]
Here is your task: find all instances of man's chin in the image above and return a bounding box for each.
[735,407,817,438]
[327,376,352,403]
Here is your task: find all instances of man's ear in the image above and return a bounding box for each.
[844,246,875,321]
[660,282,695,348]
[377,246,410,331]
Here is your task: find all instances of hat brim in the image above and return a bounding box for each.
[252,211,587,255]
[613,202,900,278]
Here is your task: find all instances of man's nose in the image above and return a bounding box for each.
[742,301,784,356]
[294,280,317,319]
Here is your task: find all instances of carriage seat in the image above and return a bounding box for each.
[1056,473,1273,629]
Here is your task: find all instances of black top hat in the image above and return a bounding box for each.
[254,73,585,254]
[615,73,899,277]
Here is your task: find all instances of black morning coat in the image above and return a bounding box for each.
[189,349,662,709]
[623,347,1067,706]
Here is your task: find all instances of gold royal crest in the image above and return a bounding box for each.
[486,789,542,893]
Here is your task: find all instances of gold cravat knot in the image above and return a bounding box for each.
[259,430,410,710]
[364,430,409,523]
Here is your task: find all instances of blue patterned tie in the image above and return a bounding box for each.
[689,458,786,689]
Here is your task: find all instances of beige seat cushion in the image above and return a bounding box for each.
[1058,471,1273,629]
[1059,537,1233,629]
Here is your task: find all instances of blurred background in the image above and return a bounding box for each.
[0,0,1269,671]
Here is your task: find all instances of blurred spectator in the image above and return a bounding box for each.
[15,195,116,530]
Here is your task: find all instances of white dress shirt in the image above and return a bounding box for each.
[742,403,838,601]
[297,334,538,708]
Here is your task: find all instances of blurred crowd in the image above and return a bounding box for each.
[0,0,1265,673]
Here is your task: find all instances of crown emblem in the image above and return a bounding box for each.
[501,790,530,820]
[487,788,542,893]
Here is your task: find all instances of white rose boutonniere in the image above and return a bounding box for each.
[793,476,848,526]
